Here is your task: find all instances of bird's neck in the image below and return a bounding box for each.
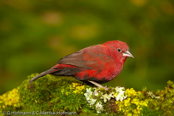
[111,53,127,64]
[121,57,127,64]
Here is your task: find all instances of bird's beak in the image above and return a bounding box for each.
[123,50,134,58]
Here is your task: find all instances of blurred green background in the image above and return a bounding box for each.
[0,0,174,95]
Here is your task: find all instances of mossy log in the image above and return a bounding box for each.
[0,74,174,116]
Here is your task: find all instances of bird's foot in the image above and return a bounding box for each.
[98,85,109,91]
[103,86,109,91]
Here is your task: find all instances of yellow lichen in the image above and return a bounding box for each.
[115,88,148,115]
[0,88,20,108]
[69,83,85,94]
[125,88,137,96]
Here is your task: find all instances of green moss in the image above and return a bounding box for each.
[0,74,174,116]
[19,74,88,114]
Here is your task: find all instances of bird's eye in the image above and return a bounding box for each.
[117,48,121,52]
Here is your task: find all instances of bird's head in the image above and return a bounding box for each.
[104,40,134,63]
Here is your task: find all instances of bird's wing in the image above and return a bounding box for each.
[58,45,114,70]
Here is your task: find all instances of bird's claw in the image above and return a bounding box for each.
[104,86,109,91]
[98,85,109,91]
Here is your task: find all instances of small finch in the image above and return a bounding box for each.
[29,40,134,88]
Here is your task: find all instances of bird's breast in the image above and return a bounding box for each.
[105,62,123,81]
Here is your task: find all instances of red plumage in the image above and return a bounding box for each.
[29,40,134,87]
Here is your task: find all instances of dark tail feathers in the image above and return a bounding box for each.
[29,68,57,83]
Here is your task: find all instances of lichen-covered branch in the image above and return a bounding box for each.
[0,74,174,116]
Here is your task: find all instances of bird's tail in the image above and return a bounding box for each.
[29,68,58,83]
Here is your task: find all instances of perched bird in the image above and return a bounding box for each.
[29,40,134,88]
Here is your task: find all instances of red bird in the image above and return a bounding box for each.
[29,40,134,88]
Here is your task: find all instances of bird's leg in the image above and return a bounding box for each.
[88,81,108,90]
[88,81,103,88]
